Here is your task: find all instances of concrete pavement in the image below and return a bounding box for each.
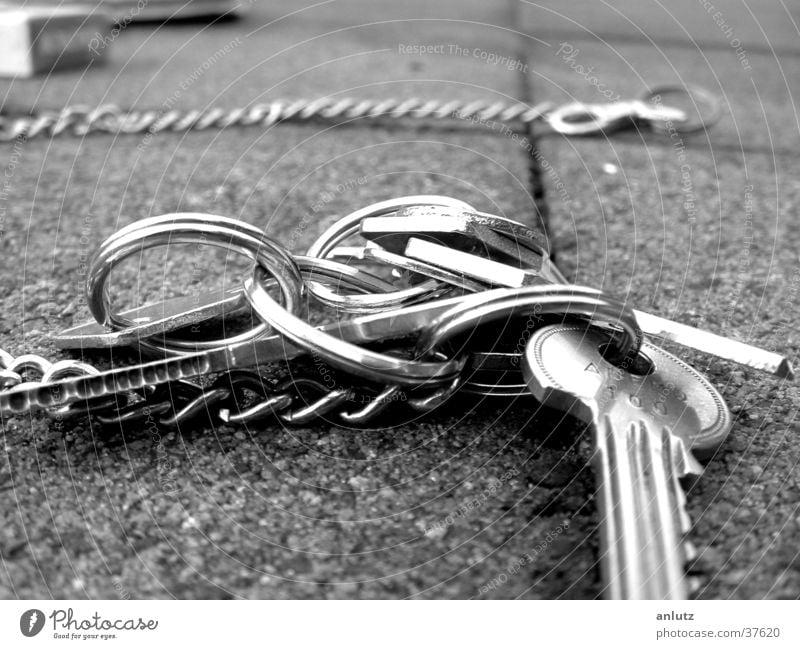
[1,0,798,599]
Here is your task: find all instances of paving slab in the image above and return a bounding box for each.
[528,133,800,598]
[1,0,530,114]
[2,0,794,602]
[0,124,613,600]
[517,0,800,599]
[518,0,800,52]
[519,36,799,151]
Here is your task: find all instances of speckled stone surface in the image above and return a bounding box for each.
[526,0,800,598]
[518,0,800,51]
[0,0,525,113]
[524,37,798,151]
[1,0,798,601]
[1,126,584,600]
[533,136,800,600]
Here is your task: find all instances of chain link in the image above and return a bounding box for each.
[0,348,453,428]
[1,87,725,142]
[0,348,120,418]
[0,98,555,142]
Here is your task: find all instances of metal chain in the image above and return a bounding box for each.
[0,348,119,417]
[88,370,451,428]
[0,98,555,142]
[0,348,455,428]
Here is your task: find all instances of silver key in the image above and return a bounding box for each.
[404,237,545,288]
[524,324,732,599]
[359,242,487,293]
[0,293,479,416]
[402,216,793,378]
[55,287,247,348]
[359,207,546,271]
[391,204,550,253]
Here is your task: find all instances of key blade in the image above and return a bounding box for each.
[54,287,248,349]
[552,262,792,379]
[592,415,691,599]
[525,325,732,600]
[361,243,486,293]
[360,209,544,270]
[387,204,549,252]
[462,245,793,379]
[667,433,697,534]
[631,420,690,599]
[634,310,794,380]
[593,416,688,599]
[404,237,545,288]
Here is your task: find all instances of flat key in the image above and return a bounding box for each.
[524,324,732,599]
[0,292,483,416]
[545,261,794,379]
[404,237,546,288]
[360,208,545,271]
[359,243,487,293]
[54,287,247,349]
[390,204,550,253]
[413,227,793,379]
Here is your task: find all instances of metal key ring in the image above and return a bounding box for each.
[296,255,454,314]
[292,254,396,293]
[414,285,643,366]
[306,195,476,258]
[640,84,722,134]
[97,209,399,316]
[305,195,476,309]
[359,244,487,293]
[245,265,467,387]
[307,276,452,313]
[97,212,294,259]
[103,215,402,299]
[89,218,404,354]
[87,215,304,355]
[298,252,454,313]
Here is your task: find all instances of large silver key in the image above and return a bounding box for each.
[524,325,732,599]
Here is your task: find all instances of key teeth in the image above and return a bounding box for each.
[611,418,694,600]
[664,432,695,535]
[777,357,795,380]
[682,540,698,563]
[666,429,701,596]
[687,575,704,597]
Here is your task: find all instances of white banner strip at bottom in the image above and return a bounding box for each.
[0,600,797,648]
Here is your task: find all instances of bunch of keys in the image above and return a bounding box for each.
[0,195,792,599]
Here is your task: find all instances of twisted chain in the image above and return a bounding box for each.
[0,98,556,142]
[0,348,453,428]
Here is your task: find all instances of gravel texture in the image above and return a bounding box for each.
[0,0,524,112]
[535,138,800,599]
[1,0,798,600]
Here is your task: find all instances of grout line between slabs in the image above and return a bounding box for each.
[508,0,554,259]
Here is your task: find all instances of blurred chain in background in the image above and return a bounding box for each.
[0,90,721,141]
